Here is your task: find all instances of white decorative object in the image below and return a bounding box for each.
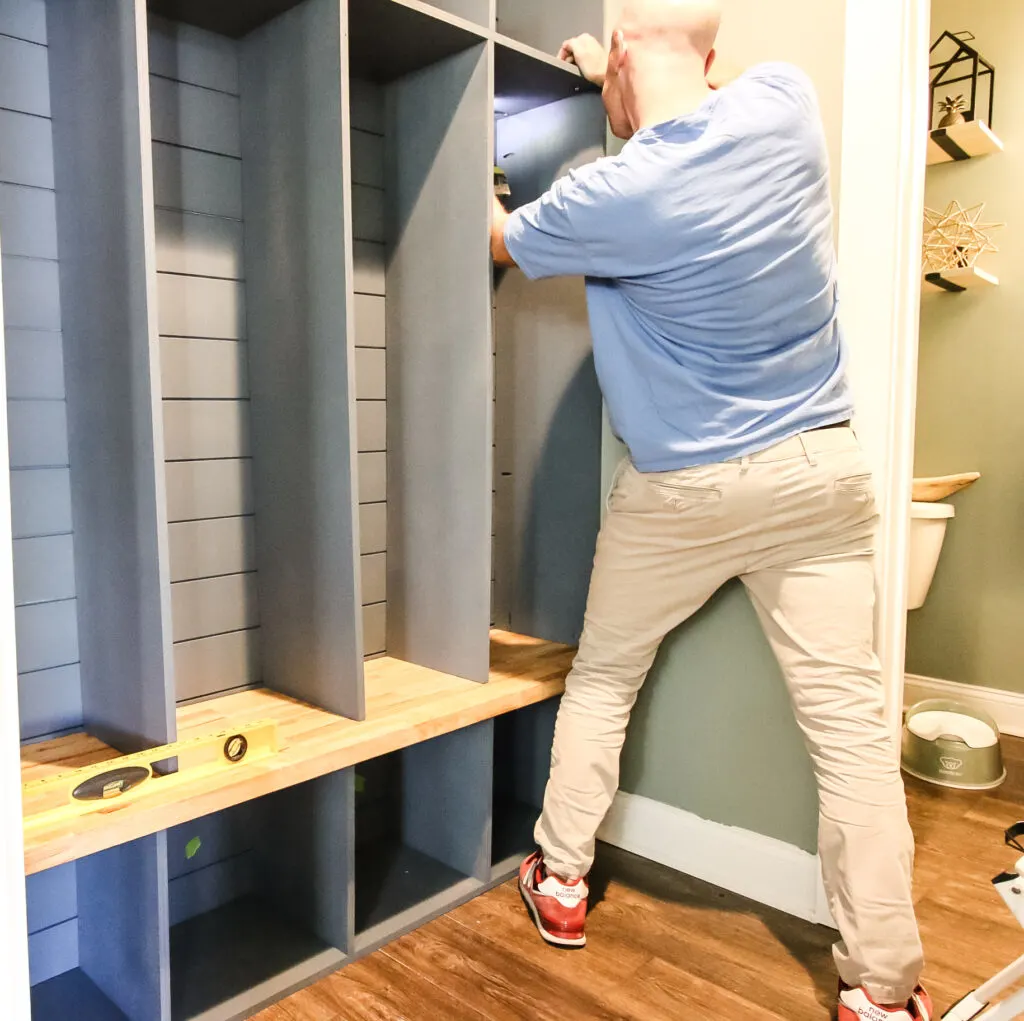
[922,200,1003,274]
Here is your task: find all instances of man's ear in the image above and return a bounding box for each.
[705,47,717,78]
[608,28,626,73]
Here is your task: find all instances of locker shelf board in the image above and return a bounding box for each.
[348,0,487,82]
[21,632,573,875]
[146,0,307,38]
[494,35,597,117]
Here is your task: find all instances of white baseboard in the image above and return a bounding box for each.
[597,791,835,927]
[904,674,1024,738]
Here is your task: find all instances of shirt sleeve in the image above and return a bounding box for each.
[503,160,628,281]
[740,62,818,110]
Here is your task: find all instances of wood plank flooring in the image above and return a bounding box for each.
[258,737,1024,1021]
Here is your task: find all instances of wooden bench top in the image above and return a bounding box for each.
[22,630,572,875]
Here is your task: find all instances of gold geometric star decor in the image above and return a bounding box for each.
[922,200,1003,273]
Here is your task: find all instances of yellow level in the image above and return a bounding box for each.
[23,719,279,826]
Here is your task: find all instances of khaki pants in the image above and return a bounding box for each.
[535,426,924,1004]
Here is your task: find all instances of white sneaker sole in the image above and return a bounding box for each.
[518,879,587,948]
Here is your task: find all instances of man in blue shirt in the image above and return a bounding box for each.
[492,3,930,1019]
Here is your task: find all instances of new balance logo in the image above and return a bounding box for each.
[553,885,583,908]
[858,1007,891,1021]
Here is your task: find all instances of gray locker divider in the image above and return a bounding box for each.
[382,41,494,682]
[236,0,365,718]
[47,0,176,752]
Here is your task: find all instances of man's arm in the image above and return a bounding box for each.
[491,195,516,268]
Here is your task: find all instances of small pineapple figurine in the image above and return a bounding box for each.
[937,94,967,128]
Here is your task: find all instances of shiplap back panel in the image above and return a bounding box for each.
[0,2,81,986]
[149,18,261,703]
[0,11,84,744]
[352,79,387,658]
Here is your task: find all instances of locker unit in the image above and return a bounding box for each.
[2,0,605,1017]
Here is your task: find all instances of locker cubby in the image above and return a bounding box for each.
[491,698,559,876]
[493,90,607,646]
[347,0,494,683]
[146,0,365,718]
[495,0,604,57]
[354,723,491,950]
[27,837,167,1021]
[166,771,351,1021]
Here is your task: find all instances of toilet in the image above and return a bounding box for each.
[908,501,955,610]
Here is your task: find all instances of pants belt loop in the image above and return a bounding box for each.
[799,432,818,466]
[739,454,751,475]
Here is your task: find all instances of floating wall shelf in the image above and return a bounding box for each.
[927,120,1004,166]
[922,266,999,292]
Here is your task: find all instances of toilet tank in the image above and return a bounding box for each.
[908,502,955,610]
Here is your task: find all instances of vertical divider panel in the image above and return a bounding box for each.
[385,41,493,682]
[77,835,171,1021]
[0,235,31,1020]
[46,0,176,752]
[260,769,354,958]
[403,722,493,882]
[239,0,365,718]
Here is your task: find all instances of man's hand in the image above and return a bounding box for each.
[558,34,608,87]
[491,195,516,268]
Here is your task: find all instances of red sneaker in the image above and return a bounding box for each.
[518,851,588,948]
[838,983,934,1020]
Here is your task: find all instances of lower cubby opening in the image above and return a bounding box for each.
[354,723,492,950]
[491,698,559,877]
[167,771,351,1021]
[30,970,128,1021]
[27,837,166,1021]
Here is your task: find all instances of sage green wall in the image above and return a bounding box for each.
[601,0,847,854]
[906,0,1024,693]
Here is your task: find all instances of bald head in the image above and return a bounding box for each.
[617,0,722,62]
[601,0,723,139]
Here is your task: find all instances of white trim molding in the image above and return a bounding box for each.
[0,248,32,1018]
[598,791,836,928]
[837,0,931,737]
[904,674,1024,739]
